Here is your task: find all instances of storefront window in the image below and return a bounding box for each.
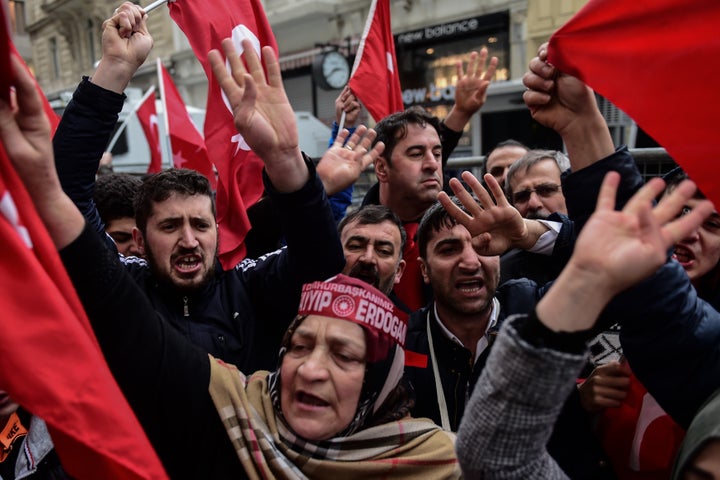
[395,12,510,155]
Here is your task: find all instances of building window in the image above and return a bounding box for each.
[395,13,510,111]
[49,37,60,78]
[87,18,97,66]
[395,12,511,155]
[9,0,27,35]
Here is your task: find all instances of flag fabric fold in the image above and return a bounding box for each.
[548,0,720,209]
[0,149,167,479]
[348,0,404,122]
[135,86,163,174]
[157,60,216,188]
[168,0,279,269]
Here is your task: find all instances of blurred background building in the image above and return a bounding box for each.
[10,0,666,177]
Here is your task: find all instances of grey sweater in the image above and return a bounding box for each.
[455,314,588,479]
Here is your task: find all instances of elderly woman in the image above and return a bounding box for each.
[63,232,459,479]
[0,50,458,480]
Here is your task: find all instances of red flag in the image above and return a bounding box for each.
[168,0,279,268]
[548,0,720,209]
[0,145,167,478]
[157,60,216,187]
[348,0,404,122]
[135,86,163,174]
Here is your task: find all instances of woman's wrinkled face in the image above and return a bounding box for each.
[280,315,366,441]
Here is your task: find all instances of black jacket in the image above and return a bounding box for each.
[54,78,345,372]
[404,280,547,430]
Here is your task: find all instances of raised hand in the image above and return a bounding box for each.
[444,48,498,131]
[537,172,714,333]
[1,55,84,247]
[522,43,596,134]
[522,42,613,170]
[1,55,54,197]
[316,125,384,195]
[93,2,153,93]
[335,86,361,128]
[574,173,713,295]
[209,38,306,192]
[438,171,533,255]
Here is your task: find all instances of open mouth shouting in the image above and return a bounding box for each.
[456,278,485,296]
[673,245,695,269]
[295,391,330,410]
[173,253,203,276]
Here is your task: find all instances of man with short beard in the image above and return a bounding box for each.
[53,3,346,372]
[404,195,552,431]
[338,205,409,311]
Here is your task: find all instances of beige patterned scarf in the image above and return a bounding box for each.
[208,356,461,479]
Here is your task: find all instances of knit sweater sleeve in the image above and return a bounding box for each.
[455,313,586,479]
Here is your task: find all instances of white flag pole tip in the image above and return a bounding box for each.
[143,0,171,14]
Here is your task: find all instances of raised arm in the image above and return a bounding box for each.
[441,48,498,163]
[456,173,712,479]
[209,38,307,192]
[438,171,549,255]
[317,125,384,196]
[54,2,152,238]
[523,43,614,172]
[538,174,711,330]
[2,55,84,249]
[443,48,498,132]
[92,3,153,94]
[2,54,235,479]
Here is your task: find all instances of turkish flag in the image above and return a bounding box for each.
[548,0,720,209]
[135,87,163,174]
[0,146,167,477]
[348,0,404,122]
[158,60,216,188]
[168,0,279,269]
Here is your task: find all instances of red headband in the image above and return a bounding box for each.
[298,275,408,349]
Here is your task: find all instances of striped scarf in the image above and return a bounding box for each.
[208,357,461,479]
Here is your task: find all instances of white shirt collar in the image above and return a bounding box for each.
[432,297,500,364]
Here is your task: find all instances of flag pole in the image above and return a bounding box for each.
[106,85,156,153]
[143,0,171,14]
[337,111,347,133]
[156,58,174,169]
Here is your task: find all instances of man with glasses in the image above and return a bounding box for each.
[499,150,571,285]
[505,149,570,220]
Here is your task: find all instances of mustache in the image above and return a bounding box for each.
[348,263,380,286]
[171,247,203,260]
[525,211,550,220]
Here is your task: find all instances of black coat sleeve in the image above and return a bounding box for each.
[59,224,242,479]
[53,78,124,241]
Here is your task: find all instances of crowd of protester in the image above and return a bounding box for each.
[1,2,719,479]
